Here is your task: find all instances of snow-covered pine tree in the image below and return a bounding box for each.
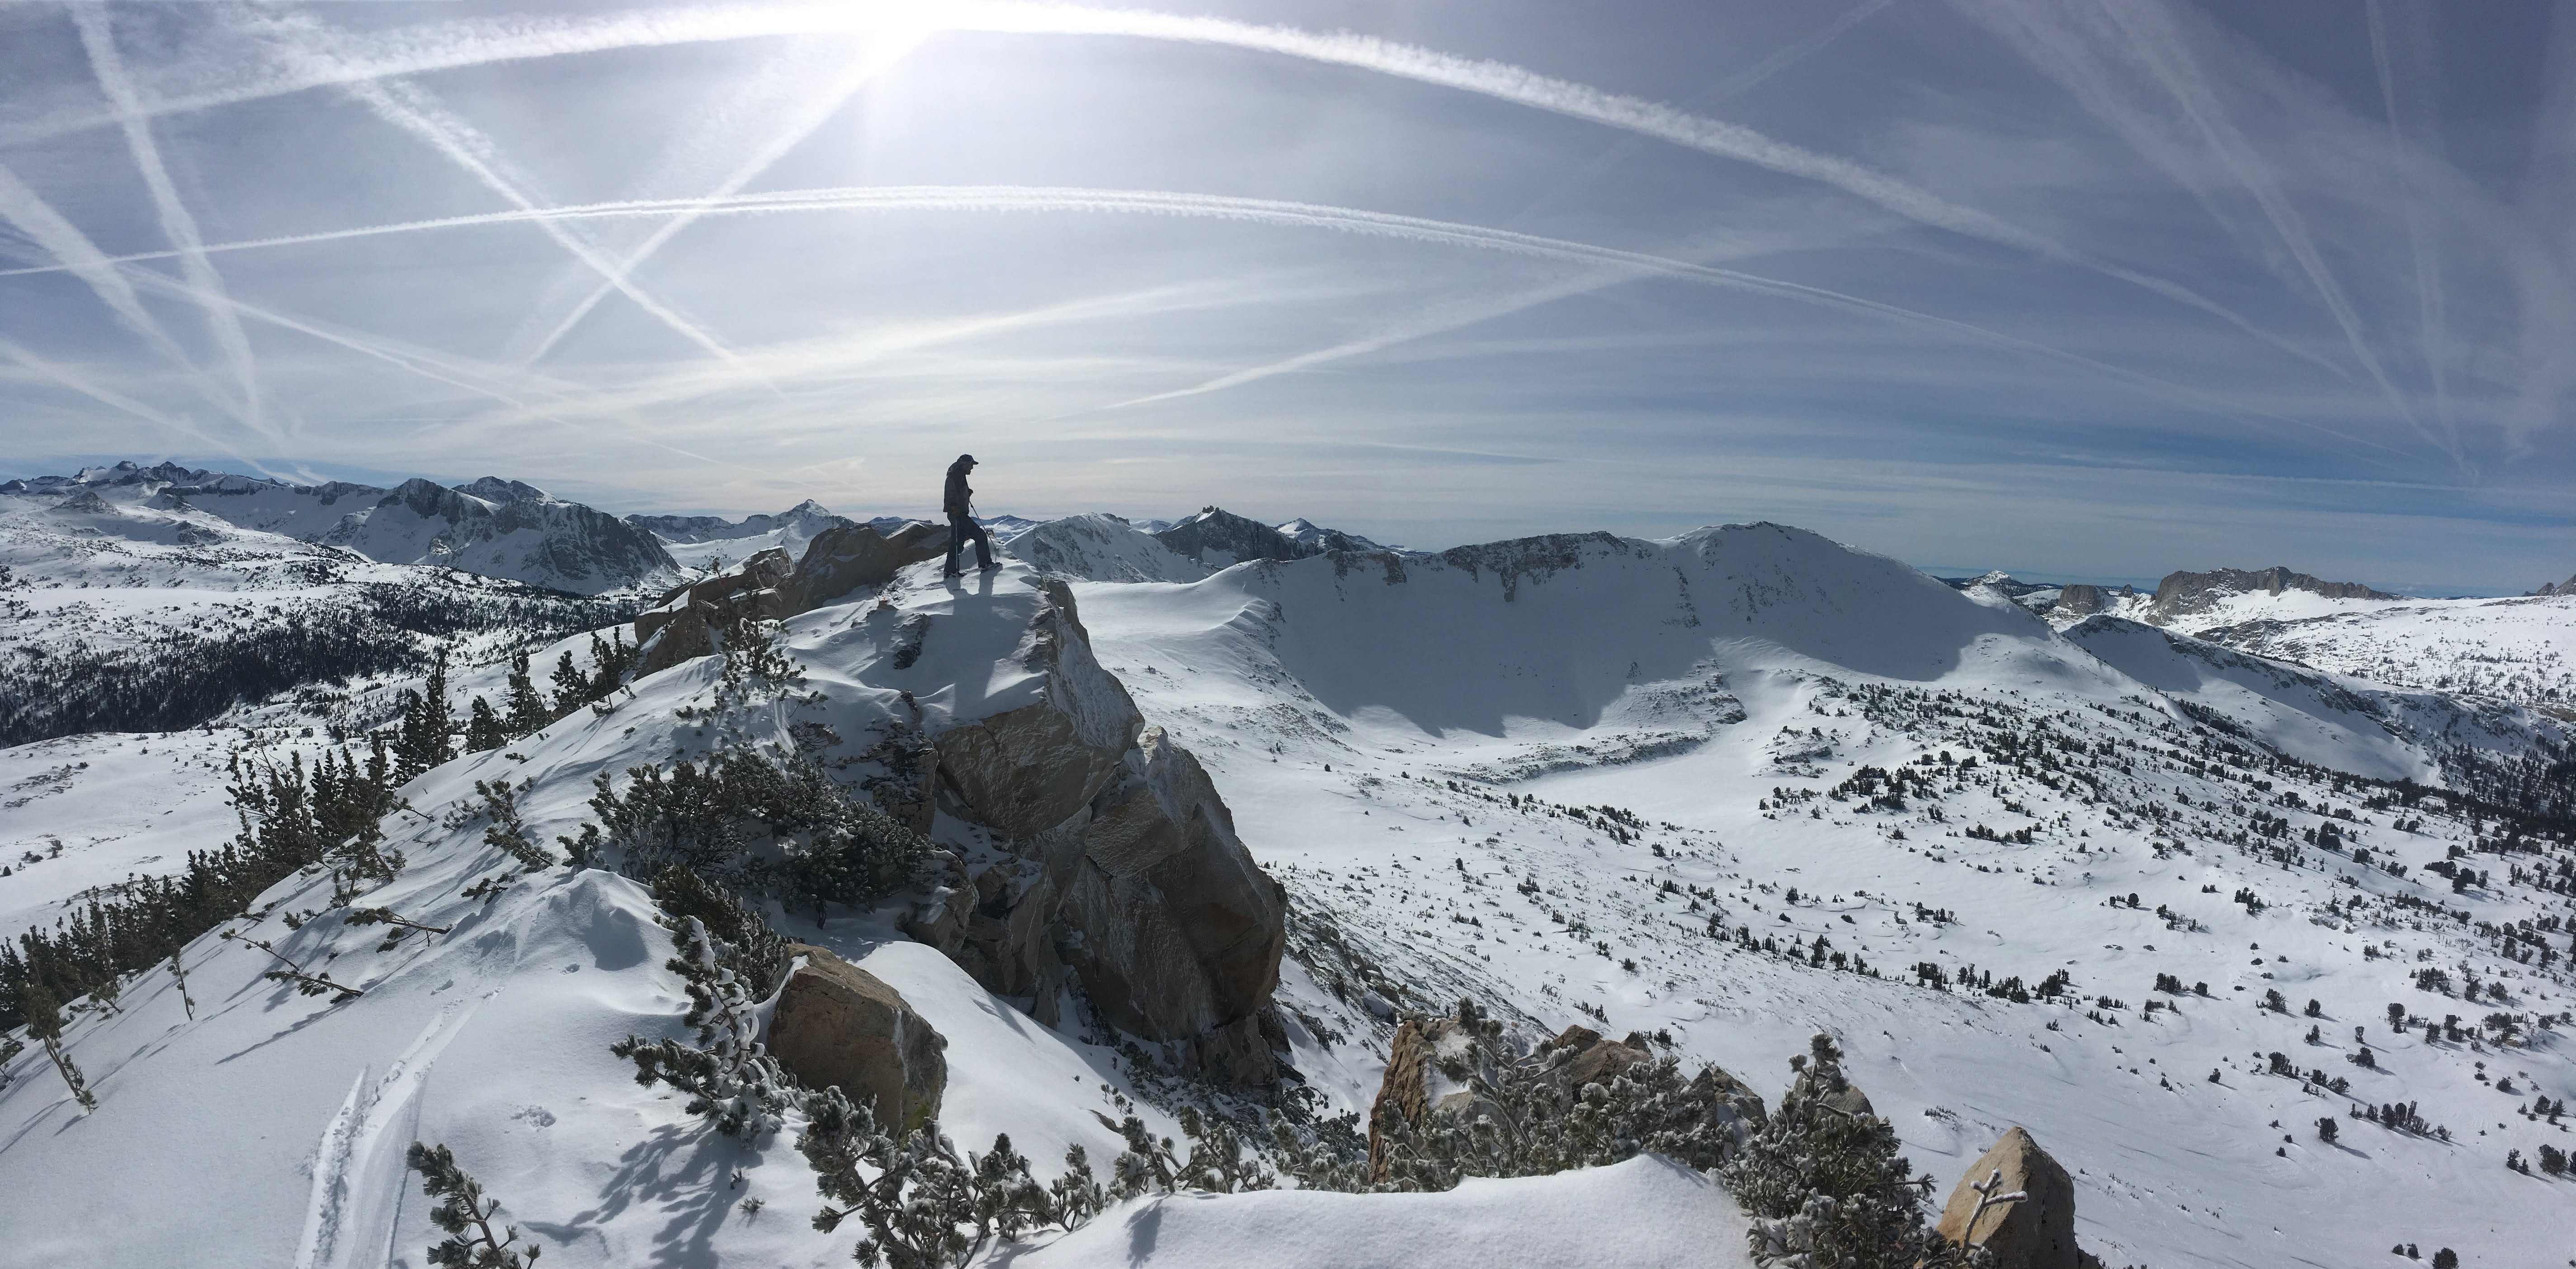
[609,903,791,1142]
[1726,1034,1954,1269]
[472,779,558,871]
[405,1141,543,1267]
[798,1085,1099,1268]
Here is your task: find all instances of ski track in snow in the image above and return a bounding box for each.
[296,995,485,1269]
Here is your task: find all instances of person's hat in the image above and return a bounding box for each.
[958,453,977,466]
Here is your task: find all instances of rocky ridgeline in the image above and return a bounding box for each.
[2143,565,2397,622]
[631,524,1291,1087]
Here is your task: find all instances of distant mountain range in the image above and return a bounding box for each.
[2,462,676,594]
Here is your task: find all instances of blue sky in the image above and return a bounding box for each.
[1,0,2570,593]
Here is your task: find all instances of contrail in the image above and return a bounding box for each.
[335,75,779,390]
[1098,252,1740,413]
[1702,0,1895,102]
[2092,2,2447,460]
[4,183,2401,453]
[72,4,267,438]
[517,29,930,365]
[0,159,243,421]
[109,258,763,474]
[0,1,2333,375]
[2364,0,2458,454]
[0,332,221,451]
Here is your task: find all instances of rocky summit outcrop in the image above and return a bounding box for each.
[2052,583,2121,618]
[903,581,1289,1088]
[2532,573,2576,597]
[767,945,947,1137]
[2145,566,2396,624]
[629,522,948,676]
[1935,1127,2091,1269]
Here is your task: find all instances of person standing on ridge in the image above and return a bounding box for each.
[942,453,996,576]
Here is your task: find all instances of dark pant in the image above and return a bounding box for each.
[945,512,993,573]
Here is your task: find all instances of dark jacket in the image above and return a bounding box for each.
[943,462,973,516]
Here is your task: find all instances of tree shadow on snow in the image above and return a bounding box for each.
[547,1121,741,1267]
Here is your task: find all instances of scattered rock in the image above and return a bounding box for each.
[767,944,947,1137]
[1935,1126,2083,1269]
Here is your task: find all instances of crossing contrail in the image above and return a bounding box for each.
[515,30,929,365]
[72,5,267,438]
[0,0,2338,377]
[335,75,779,391]
[0,183,2401,454]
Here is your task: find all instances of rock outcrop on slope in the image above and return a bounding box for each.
[629,521,948,675]
[903,580,1288,1087]
[2143,566,2396,623]
[768,944,948,1137]
[628,538,1289,1088]
[1934,1127,2099,1269]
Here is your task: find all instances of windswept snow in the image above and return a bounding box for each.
[1018,1154,1752,1269]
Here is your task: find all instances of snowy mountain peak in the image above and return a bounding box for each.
[454,476,553,505]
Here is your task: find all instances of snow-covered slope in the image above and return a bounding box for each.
[2188,597,2576,716]
[5,462,678,595]
[0,557,1187,1269]
[4,516,2570,1269]
[1061,523,2576,1269]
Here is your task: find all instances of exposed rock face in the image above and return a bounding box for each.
[1788,1045,1875,1119]
[2146,566,2396,623]
[2533,574,2576,597]
[627,523,947,677]
[2052,583,2109,618]
[1366,1013,1489,1180]
[903,581,1288,1087]
[1935,1127,2082,1269]
[632,547,797,676]
[785,521,948,611]
[1150,506,1388,567]
[767,944,947,1137]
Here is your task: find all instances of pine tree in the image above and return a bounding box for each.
[608,914,791,1141]
[503,651,549,738]
[465,698,507,753]
[406,1141,542,1266]
[799,1085,1098,1269]
[22,980,96,1110]
[1727,1034,1949,1269]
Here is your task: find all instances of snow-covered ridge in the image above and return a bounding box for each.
[4,461,678,595]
